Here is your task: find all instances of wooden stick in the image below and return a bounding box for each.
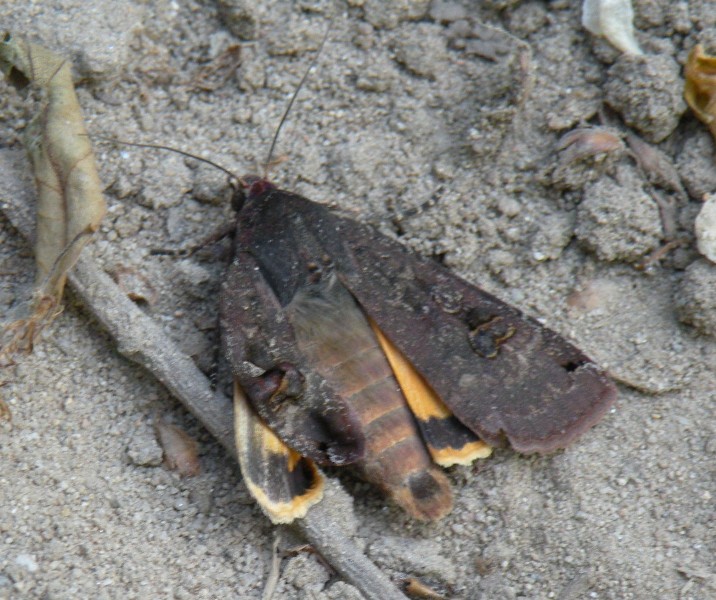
[0,149,409,600]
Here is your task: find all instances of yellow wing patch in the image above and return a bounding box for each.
[369,319,492,467]
[234,381,324,524]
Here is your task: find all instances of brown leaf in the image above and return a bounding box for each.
[155,421,201,477]
[0,33,106,298]
[0,33,106,363]
[685,44,716,142]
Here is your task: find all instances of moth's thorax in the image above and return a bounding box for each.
[232,176,276,213]
[243,176,275,200]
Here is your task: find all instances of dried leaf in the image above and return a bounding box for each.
[156,421,201,477]
[582,0,643,55]
[684,45,716,142]
[0,33,106,296]
[0,33,106,362]
[402,577,446,599]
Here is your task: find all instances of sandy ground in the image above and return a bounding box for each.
[1,1,714,598]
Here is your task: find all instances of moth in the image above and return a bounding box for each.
[220,176,617,524]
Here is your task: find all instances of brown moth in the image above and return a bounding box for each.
[220,177,617,523]
[176,15,622,524]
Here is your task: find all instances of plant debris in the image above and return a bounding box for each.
[685,44,716,142]
[156,421,202,477]
[582,0,643,55]
[0,34,105,364]
[557,127,623,164]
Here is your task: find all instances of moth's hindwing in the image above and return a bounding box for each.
[233,381,323,524]
[368,318,493,467]
[285,273,453,521]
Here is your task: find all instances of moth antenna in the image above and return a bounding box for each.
[92,134,245,186]
[263,14,333,179]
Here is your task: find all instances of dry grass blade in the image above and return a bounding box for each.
[261,533,282,600]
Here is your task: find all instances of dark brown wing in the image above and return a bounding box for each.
[240,188,616,454]
[220,227,366,466]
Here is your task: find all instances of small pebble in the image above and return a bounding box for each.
[695,194,716,263]
[127,427,164,467]
[15,554,38,573]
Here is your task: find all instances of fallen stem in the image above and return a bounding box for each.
[0,149,409,600]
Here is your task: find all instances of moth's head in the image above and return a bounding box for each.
[232,175,276,212]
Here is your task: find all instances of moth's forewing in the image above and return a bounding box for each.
[220,248,366,466]
[346,249,617,453]
[239,188,616,455]
[233,382,323,524]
